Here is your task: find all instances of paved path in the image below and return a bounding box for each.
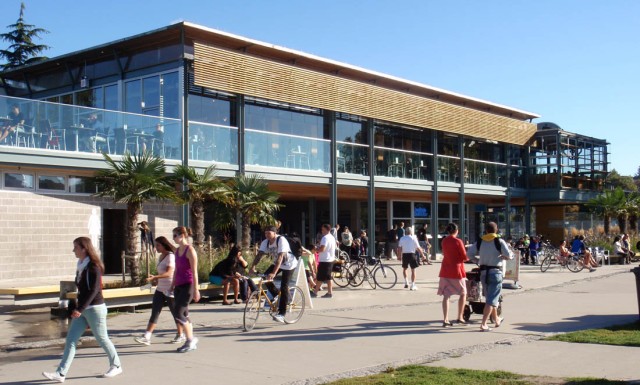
[0,263,638,384]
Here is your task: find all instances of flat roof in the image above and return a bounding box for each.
[2,21,540,121]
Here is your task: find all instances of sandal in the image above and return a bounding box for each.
[442,321,453,328]
[234,299,241,304]
[455,319,467,325]
[480,325,492,332]
[495,317,504,328]
[222,301,232,306]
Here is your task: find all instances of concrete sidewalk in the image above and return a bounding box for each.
[0,263,638,384]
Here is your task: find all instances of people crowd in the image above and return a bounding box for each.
[42,217,632,382]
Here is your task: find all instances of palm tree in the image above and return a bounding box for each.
[586,187,627,235]
[93,153,175,284]
[172,164,228,246]
[225,174,283,249]
[627,193,640,234]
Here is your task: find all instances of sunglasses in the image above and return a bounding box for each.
[172,234,180,238]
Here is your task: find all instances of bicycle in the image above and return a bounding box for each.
[540,249,584,273]
[331,259,352,288]
[243,276,305,332]
[347,255,398,289]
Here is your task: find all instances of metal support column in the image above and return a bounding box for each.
[180,59,190,227]
[328,111,338,228]
[505,144,511,238]
[459,138,466,242]
[525,143,532,236]
[235,94,245,245]
[431,131,439,260]
[367,119,375,257]
[236,94,245,174]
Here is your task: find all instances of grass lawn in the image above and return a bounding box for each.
[323,365,627,385]
[546,321,640,347]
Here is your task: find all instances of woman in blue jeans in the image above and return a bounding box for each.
[42,237,121,383]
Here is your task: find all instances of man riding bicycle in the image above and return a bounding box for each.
[249,226,299,323]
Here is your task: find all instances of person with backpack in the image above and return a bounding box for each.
[467,222,513,332]
[254,226,299,323]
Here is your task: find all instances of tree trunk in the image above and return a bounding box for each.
[241,213,251,250]
[191,200,205,246]
[126,203,141,285]
[604,215,610,235]
[630,214,638,234]
[618,214,627,234]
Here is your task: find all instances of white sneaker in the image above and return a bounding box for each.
[42,371,65,383]
[133,336,151,346]
[177,337,198,353]
[410,283,418,291]
[273,314,286,324]
[170,334,186,344]
[102,365,122,378]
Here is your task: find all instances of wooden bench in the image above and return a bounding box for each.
[64,283,225,310]
[0,285,60,305]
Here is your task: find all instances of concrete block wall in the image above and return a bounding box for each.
[0,190,180,281]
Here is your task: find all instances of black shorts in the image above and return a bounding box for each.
[316,261,334,282]
[402,253,418,269]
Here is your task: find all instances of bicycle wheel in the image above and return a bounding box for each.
[373,264,397,289]
[332,263,351,288]
[566,255,584,273]
[364,267,376,289]
[338,250,351,263]
[283,286,305,324]
[243,291,262,332]
[348,263,365,287]
[540,256,552,272]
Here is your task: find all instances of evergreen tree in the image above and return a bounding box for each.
[0,2,50,71]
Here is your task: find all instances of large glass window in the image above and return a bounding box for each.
[142,76,160,116]
[38,175,66,191]
[162,72,180,119]
[4,172,34,189]
[337,116,368,144]
[125,79,142,114]
[438,132,459,156]
[104,85,118,110]
[189,94,232,126]
[69,176,97,193]
[245,99,323,139]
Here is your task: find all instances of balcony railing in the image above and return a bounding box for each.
[0,95,182,160]
[374,147,433,180]
[245,128,330,171]
[188,121,238,164]
[462,159,506,186]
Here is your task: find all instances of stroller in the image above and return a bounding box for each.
[462,267,503,322]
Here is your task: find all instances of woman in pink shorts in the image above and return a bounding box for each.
[437,222,469,327]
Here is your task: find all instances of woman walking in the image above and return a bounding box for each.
[134,236,185,345]
[42,237,122,382]
[171,227,200,353]
[437,223,469,327]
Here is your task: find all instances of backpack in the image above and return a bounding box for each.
[277,235,302,259]
[476,237,502,254]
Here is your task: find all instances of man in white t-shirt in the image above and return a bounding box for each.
[397,227,424,291]
[253,225,299,323]
[313,223,336,298]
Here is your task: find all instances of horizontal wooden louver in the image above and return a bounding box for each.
[193,42,536,145]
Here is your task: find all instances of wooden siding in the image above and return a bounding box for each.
[193,42,537,145]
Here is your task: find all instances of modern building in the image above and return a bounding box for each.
[0,22,608,280]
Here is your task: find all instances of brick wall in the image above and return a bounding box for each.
[0,190,180,281]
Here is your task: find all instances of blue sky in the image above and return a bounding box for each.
[1,0,637,176]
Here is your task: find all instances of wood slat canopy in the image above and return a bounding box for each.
[194,42,537,145]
